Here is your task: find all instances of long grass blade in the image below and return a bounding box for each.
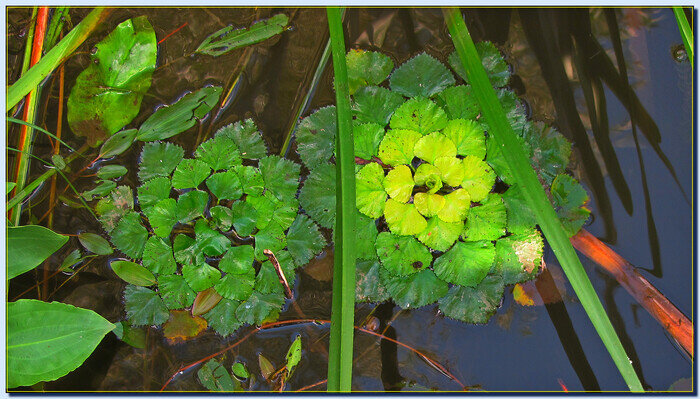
[7,7,109,111]
[7,117,80,153]
[443,8,643,392]
[326,6,356,392]
[673,7,693,68]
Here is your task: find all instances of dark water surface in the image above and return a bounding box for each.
[6,7,693,392]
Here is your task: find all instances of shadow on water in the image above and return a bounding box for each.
[6,7,692,392]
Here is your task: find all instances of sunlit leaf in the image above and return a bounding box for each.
[414,192,445,218]
[354,122,385,160]
[413,163,441,186]
[218,245,255,274]
[143,198,177,237]
[176,189,208,223]
[210,205,233,231]
[235,291,285,326]
[163,310,207,344]
[414,132,457,164]
[448,41,510,88]
[98,128,137,159]
[493,229,544,285]
[171,159,212,190]
[96,165,128,180]
[230,201,257,236]
[356,162,387,218]
[379,268,447,309]
[194,219,231,257]
[434,85,479,120]
[436,188,470,223]
[346,49,394,94]
[286,214,325,267]
[138,142,184,182]
[442,118,485,159]
[203,298,243,336]
[295,106,336,170]
[351,85,405,126]
[286,335,302,378]
[8,225,68,279]
[433,240,495,287]
[259,155,300,202]
[461,155,495,203]
[383,165,414,203]
[389,53,455,98]
[110,212,148,259]
[96,186,134,233]
[234,165,264,196]
[551,174,590,237]
[355,258,390,303]
[231,362,249,380]
[299,163,335,228]
[375,232,432,276]
[124,284,169,326]
[462,193,506,241]
[377,129,422,167]
[389,97,448,135]
[183,262,221,292]
[142,236,176,275]
[207,170,243,201]
[416,217,462,252]
[111,260,156,286]
[78,232,112,255]
[215,119,268,160]
[384,199,427,236]
[434,156,464,187]
[158,274,197,309]
[438,275,504,324]
[196,13,289,57]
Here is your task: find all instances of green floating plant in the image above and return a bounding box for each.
[296,47,589,323]
[98,119,326,336]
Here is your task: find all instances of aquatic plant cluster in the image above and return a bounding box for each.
[295,45,590,323]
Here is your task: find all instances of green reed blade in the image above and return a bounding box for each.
[326,6,356,392]
[673,7,693,68]
[7,117,80,153]
[443,8,643,392]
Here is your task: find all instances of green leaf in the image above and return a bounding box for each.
[192,288,223,316]
[232,362,250,380]
[210,205,233,231]
[375,232,432,276]
[82,180,116,201]
[493,229,544,285]
[414,132,457,164]
[196,13,289,56]
[384,199,427,236]
[195,219,231,257]
[198,359,235,391]
[112,321,146,349]
[110,212,148,259]
[356,162,387,218]
[219,245,255,274]
[522,122,571,184]
[98,129,138,159]
[414,192,445,218]
[203,298,243,336]
[551,174,590,237]
[354,211,379,261]
[172,159,212,190]
[59,249,82,272]
[389,53,455,98]
[111,260,156,286]
[7,181,16,194]
[183,262,221,291]
[195,135,242,171]
[78,232,112,255]
[448,41,510,88]
[389,97,448,135]
[286,335,302,378]
[353,122,385,160]
[138,142,184,182]
[67,17,156,146]
[346,49,394,94]
[485,131,530,185]
[176,190,209,223]
[259,155,301,202]
[436,188,470,223]
[434,156,464,187]
[234,165,264,196]
[437,275,504,324]
[286,214,326,267]
[414,163,441,186]
[142,236,176,275]
[267,193,299,229]
[8,299,114,388]
[246,194,275,230]
[377,129,421,167]
[442,119,485,159]
[96,165,128,180]
[230,201,257,236]
[351,85,405,126]
[355,258,390,303]
[433,240,495,287]
[143,198,177,238]
[299,163,336,228]
[136,176,171,211]
[254,222,287,261]
[137,86,222,141]
[481,89,529,136]
[502,184,537,235]
[434,85,480,120]
[124,284,169,326]
[379,268,447,309]
[383,165,414,203]
[206,170,243,201]
[235,291,285,326]
[173,234,203,266]
[215,274,255,301]
[257,250,296,294]
[96,186,134,233]
[295,106,336,170]
[416,217,463,252]
[461,155,496,203]
[214,119,268,160]
[462,193,506,241]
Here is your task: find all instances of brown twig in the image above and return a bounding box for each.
[263,249,293,299]
[296,379,327,392]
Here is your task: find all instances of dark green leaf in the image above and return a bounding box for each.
[82,180,116,201]
[354,212,378,260]
[110,212,148,259]
[448,41,510,88]
[218,245,255,275]
[351,85,405,126]
[195,219,231,257]
[198,359,235,391]
[98,129,137,158]
[389,53,455,98]
[230,201,257,236]
[176,190,209,223]
[235,291,285,325]
[256,250,295,294]
[433,240,495,287]
[354,122,385,160]
[171,159,212,190]
[286,214,325,267]
[112,321,146,349]
[78,232,112,255]
[355,258,390,303]
[96,186,134,233]
[438,275,504,323]
[111,260,156,286]
[215,274,255,301]
[434,85,480,120]
[173,234,202,266]
[138,142,184,182]
[136,176,171,211]
[143,198,177,237]
[551,174,590,237]
[203,298,243,336]
[502,184,537,235]
[214,119,267,160]
[523,122,572,185]
[379,268,447,309]
[59,249,82,272]
[183,262,221,291]
[389,97,448,135]
[298,163,335,229]
[295,106,336,170]
[259,155,300,202]
[96,165,128,180]
[346,49,394,94]
[254,222,287,261]
[142,236,177,275]
[246,194,276,230]
[375,232,432,276]
[196,13,289,57]
[8,225,67,280]
[195,135,242,171]
[124,284,169,326]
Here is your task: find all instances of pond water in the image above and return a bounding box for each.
[6,7,692,392]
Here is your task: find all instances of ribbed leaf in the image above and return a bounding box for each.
[389,53,455,98]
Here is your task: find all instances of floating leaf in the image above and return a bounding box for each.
[442,118,485,159]
[435,85,480,120]
[196,13,289,56]
[352,85,405,126]
[389,97,448,135]
[384,199,427,236]
[354,122,385,160]
[461,155,496,203]
[416,217,462,252]
[235,291,285,326]
[197,359,235,392]
[379,268,447,309]
[111,260,156,286]
[195,135,242,171]
[485,131,530,185]
[493,229,544,285]
[110,212,148,259]
[433,241,495,287]
[448,41,510,88]
[210,205,233,231]
[438,275,504,324]
[78,232,112,255]
[523,122,572,184]
[97,165,128,180]
[82,180,116,201]
[112,321,146,349]
[246,194,276,230]
[355,211,379,261]
[173,234,203,267]
[192,288,223,316]
[7,299,114,388]
[218,245,255,274]
[346,49,394,94]
[203,298,242,336]
[215,119,267,160]
[234,165,264,196]
[436,188,470,223]
[207,170,243,201]
[7,225,67,280]
[502,184,537,235]
[414,192,445,218]
[299,163,335,228]
[232,362,249,380]
[96,186,134,233]
[259,354,275,381]
[143,198,177,238]
[215,274,255,301]
[295,106,336,170]
[414,163,441,186]
[124,285,169,326]
[98,128,137,158]
[355,258,390,303]
[383,165,414,203]
[230,201,257,236]
[356,162,387,218]
[137,86,222,141]
[67,17,156,146]
[286,335,302,378]
[259,155,300,202]
[136,176,171,211]
[375,232,432,276]
[462,193,506,241]
[434,156,464,187]
[195,219,231,257]
[183,262,221,292]
[142,236,176,275]
[171,159,212,190]
[286,214,325,267]
[176,190,208,223]
[377,129,422,167]
[163,310,207,344]
[159,274,197,309]
[254,222,287,261]
[138,142,184,182]
[389,53,455,98]
[551,174,590,237]
[257,250,296,294]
